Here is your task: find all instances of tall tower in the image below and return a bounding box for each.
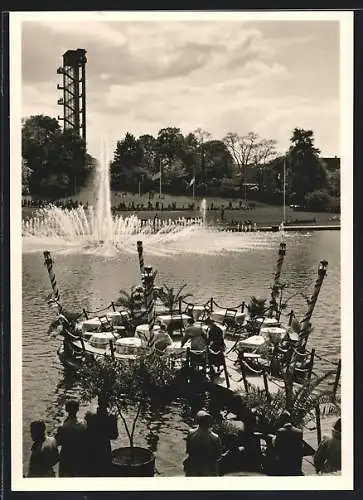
[57,49,87,143]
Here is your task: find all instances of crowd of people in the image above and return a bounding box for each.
[27,397,341,478]
[21,196,256,214]
[27,398,118,478]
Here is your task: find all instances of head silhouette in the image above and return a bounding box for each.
[196,410,212,430]
[65,399,79,418]
[30,420,46,442]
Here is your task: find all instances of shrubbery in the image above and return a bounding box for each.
[304,190,340,212]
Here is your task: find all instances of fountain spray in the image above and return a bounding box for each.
[94,137,113,244]
[200,199,207,226]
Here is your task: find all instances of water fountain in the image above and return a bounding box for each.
[200,198,207,226]
[22,142,286,256]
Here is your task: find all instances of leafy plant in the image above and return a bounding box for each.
[77,354,176,449]
[247,296,267,318]
[158,284,193,316]
[237,368,339,433]
[115,286,144,320]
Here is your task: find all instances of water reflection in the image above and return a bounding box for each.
[22,231,340,475]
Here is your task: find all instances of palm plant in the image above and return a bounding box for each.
[115,286,144,320]
[247,296,267,318]
[78,354,176,452]
[158,284,193,316]
[238,368,340,434]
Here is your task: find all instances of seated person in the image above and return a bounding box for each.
[313,418,341,474]
[181,321,208,351]
[272,420,303,475]
[205,317,226,352]
[154,324,173,352]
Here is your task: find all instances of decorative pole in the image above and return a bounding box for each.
[270,242,286,317]
[137,240,145,278]
[299,260,328,345]
[43,251,60,302]
[143,266,156,349]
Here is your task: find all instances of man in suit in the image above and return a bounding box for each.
[272,420,303,475]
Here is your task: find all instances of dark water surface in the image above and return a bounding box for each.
[22,230,340,476]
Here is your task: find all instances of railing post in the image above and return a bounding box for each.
[210,297,214,312]
[241,301,245,313]
[222,353,230,389]
[83,308,89,320]
[315,404,322,445]
[332,359,341,401]
[111,301,116,312]
[262,371,270,401]
[109,339,115,360]
[307,348,315,382]
[288,309,294,326]
[240,356,249,394]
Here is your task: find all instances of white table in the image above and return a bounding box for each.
[237,335,266,353]
[106,311,123,326]
[260,326,287,344]
[256,317,280,327]
[89,331,118,348]
[81,317,101,333]
[157,314,192,326]
[115,336,142,355]
[135,324,160,342]
[210,308,246,324]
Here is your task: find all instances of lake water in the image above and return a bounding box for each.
[21,229,340,476]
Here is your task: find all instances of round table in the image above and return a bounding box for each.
[81,317,101,333]
[115,337,142,355]
[106,311,122,326]
[237,335,266,353]
[260,326,287,344]
[135,324,160,342]
[210,308,246,324]
[89,331,118,348]
[256,317,280,327]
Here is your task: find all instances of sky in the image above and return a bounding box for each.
[20,14,342,159]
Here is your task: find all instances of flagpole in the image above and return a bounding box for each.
[192,166,195,200]
[283,156,286,224]
[159,158,162,198]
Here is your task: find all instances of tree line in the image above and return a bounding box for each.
[21,115,340,212]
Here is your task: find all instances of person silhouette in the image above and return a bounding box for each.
[55,399,87,477]
[28,420,59,477]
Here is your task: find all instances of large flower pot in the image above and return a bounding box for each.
[111,447,155,477]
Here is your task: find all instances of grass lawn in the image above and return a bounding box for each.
[22,188,340,227]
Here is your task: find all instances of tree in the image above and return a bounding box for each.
[22,159,33,194]
[110,133,143,191]
[115,286,145,321]
[223,132,260,201]
[139,134,158,177]
[78,354,176,451]
[22,115,93,197]
[156,127,185,168]
[287,128,328,204]
[194,128,212,184]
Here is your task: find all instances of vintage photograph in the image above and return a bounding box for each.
[11,10,353,490]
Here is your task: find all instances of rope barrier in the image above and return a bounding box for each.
[83,303,115,315]
[313,353,339,366]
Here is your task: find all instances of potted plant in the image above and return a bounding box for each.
[247,296,267,319]
[78,353,177,476]
[158,283,193,317]
[115,286,145,325]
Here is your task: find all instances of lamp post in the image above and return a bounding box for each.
[299,260,328,346]
[143,266,156,349]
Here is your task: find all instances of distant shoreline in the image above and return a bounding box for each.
[22,205,340,230]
